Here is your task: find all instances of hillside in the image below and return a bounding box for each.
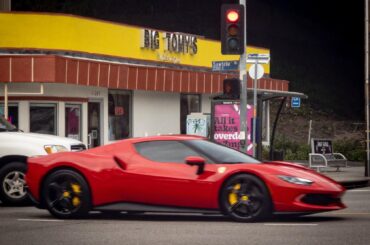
[269,101,365,161]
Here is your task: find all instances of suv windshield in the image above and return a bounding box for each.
[0,115,17,132]
[184,139,261,164]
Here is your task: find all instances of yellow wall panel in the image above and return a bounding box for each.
[0,12,270,73]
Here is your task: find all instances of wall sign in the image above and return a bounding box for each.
[140,29,198,55]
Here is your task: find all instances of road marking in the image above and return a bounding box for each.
[347,189,370,192]
[264,223,318,226]
[17,218,64,222]
[330,212,370,216]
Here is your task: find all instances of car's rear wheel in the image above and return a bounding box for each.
[0,162,29,205]
[220,174,272,222]
[42,169,91,219]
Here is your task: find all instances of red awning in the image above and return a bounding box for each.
[0,55,289,94]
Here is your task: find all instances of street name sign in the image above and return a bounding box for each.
[212,60,239,71]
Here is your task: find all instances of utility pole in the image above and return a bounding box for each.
[252,58,258,157]
[239,0,248,153]
[365,0,370,177]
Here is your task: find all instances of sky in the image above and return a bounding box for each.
[12,0,366,119]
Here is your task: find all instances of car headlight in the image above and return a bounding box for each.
[278,175,314,186]
[44,145,68,154]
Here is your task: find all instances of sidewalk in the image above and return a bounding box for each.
[290,161,370,188]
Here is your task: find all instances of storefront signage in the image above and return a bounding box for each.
[212,102,254,155]
[140,29,198,55]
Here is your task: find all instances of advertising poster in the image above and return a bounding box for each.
[186,113,210,137]
[312,139,333,154]
[213,102,254,155]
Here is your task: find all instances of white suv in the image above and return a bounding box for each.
[0,115,86,205]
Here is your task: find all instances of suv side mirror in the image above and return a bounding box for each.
[185,156,205,175]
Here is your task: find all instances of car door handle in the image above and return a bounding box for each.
[113,156,127,170]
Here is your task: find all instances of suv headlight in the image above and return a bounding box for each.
[278,175,314,186]
[44,145,68,154]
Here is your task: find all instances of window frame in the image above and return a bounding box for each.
[29,102,58,135]
[180,93,202,134]
[0,102,19,128]
[108,89,133,141]
[65,103,82,141]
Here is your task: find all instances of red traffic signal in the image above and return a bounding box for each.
[226,10,240,23]
[221,4,245,55]
[223,78,240,99]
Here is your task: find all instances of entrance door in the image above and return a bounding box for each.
[88,102,101,148]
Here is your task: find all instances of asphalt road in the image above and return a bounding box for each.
[1,187,370,245]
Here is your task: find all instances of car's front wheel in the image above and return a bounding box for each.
[0,162,29,205]
[220,174,273,222]
[42,169,91,219]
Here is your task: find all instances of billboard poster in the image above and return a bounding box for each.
[212,102,254,155]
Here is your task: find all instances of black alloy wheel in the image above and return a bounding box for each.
[42,169,91,219]
[220,174,272,222]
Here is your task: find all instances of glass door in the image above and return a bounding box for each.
[88,101,101,148]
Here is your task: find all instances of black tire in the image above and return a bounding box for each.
[42,169,91,219]
[220,174,272,222]
[0,162,29,205]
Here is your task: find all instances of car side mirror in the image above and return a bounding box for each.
[185,156,205,175]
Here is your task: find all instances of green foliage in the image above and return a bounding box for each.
[270,136,365,161]
[333,139,366,162]
[268,135,310,160]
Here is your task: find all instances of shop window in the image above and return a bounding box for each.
[65,104,82,141]
[180,94,201,134]
[0,103,19,128]
[108,90,131,141]
[30,103,57,135]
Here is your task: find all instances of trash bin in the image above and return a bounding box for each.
[272,150,284,161]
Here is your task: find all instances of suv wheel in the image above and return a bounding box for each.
[0,162,29,205]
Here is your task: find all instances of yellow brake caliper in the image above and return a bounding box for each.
[71,183,81,207]
[228,183,241,205]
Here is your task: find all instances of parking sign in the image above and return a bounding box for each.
[291,97,301,108]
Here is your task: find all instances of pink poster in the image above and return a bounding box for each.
[213,103,254,155]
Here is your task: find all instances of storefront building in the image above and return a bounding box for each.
[0,12,290,148]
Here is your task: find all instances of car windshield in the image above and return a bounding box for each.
[184,139,261,164]
[0,115,17,132]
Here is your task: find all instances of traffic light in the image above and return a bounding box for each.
[223,78,240,99]
[221,4,245,55]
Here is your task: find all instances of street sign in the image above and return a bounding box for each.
[246,53,270,64]
[291,97,301,108]
[248,64,264,79]
[212,60,239,71]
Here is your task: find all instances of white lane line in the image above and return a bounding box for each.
[17,218,64,222]
[329,212,370,215]
[264,223,318,226]
[347,190,370,192]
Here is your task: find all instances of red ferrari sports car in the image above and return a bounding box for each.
[26,135,346,222]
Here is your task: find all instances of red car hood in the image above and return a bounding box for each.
[255,161,344,191]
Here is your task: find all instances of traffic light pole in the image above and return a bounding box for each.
[239,0,248,153]
[252,59,258,157]
[365,0,370,177]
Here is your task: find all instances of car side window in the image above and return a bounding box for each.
[135,141,205,163]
